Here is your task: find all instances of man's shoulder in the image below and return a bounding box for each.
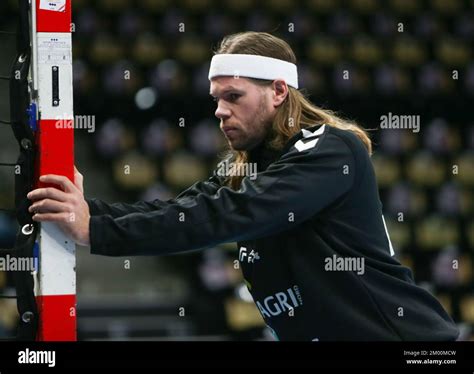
[283,123,368,159]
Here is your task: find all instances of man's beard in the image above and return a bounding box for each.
[229,96,272,151]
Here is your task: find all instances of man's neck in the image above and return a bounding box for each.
[247,140,279,172]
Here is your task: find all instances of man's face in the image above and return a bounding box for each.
[210,76,275,151]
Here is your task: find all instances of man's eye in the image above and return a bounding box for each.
[228,94,240,101]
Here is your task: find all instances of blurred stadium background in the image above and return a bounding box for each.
[0,0,473,340]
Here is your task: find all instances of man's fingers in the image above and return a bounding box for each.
[74,166,84,193]
[32,212,72,223]
[74,166,83,178]
[27,187,69,202]
[29,199,71,214]
[39,174,77,193]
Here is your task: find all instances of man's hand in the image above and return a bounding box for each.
[27,166,91,246]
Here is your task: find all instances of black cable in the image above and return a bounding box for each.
[0,119,13,125]
[3,0,40,342]
[0,163,17,166]
[0,31,16,35]
[0,75,11,80]
[0,295,17,299]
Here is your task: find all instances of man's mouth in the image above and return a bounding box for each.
[222,127,238,136]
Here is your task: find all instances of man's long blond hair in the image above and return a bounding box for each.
[215,32,372,190]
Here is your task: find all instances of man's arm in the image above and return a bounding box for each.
[87,152,232,218]
[87,171,225,217]
[26,158,226,246]
[90,133,357,256]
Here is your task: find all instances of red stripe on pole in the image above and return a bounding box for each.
[36,0,72,33]
[36,294,77,341]
[36,119,74,187]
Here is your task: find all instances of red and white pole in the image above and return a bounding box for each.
[31,0,76,341]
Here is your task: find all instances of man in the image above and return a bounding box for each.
[27,32,459,341]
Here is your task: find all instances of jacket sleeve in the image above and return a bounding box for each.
[86,171,226,218]
[90,134,356,256]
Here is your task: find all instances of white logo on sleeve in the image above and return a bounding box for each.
[294,125,325,152]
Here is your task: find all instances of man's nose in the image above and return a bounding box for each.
[215,103,231,120]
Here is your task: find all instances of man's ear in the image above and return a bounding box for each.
[271,79,289,108]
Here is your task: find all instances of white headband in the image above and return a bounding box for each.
[208,54,299,89]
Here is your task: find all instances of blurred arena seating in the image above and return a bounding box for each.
[0,0,473,340]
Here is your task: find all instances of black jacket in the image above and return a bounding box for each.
[87,124,459,341]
